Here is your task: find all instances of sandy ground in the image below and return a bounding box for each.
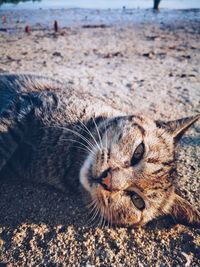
[0,9,200,266]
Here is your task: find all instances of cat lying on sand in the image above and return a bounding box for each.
[0,74,199,227]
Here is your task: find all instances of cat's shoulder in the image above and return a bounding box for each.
[0,74,123,119]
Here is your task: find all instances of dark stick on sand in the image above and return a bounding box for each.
[25,25,30,33]
[54,20,58,32]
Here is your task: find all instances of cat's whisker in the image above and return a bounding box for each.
[87,203,100,227]
[86,198,97,209]
[86,197,99,224]
[102,197,109,228]
[66,113,92,136]
[60,138,96,156]
[63,143,95,158]
[46,125,95,151]
[67,113,102,154]
[94,209,102,228]
[86,196,103,227]
[66,127,96,151]
[76,117,102,153]
[105,125,108,154]
[102,208,106,229]
[108,204,113,228]
[102,117,109,154]
[86,209,96,227]
[88,204,98,221]
[61,140,93,153]
[98,204,105,228]
[53,125,97,152]
[106,204,111,228]
[72,146,92,155]
[92,117,103,151]
[89,193,103,228]
[104,203,108,228]
[97,211,102,228]
[101,206,105,229]
[80,194,93,210]
[72,123,95,143]
[63,113,87,136]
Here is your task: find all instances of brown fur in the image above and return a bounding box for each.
[0,74,199,227]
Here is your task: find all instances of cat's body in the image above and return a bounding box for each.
[0,74,199,227]
[0,74,121,189]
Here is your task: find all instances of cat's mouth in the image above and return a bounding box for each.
[80,161,146,225]
[89,168,146,212]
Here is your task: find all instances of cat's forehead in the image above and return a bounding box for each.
[107,115,173,148]
[111,115,157,133]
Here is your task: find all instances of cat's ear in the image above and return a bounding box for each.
[156,114,200,142]
[168,193,200,227]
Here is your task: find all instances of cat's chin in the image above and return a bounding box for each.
[80,181,144,227]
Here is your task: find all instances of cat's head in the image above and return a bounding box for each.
[80,114,200,227]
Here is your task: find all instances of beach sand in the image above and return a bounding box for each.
[0,9,200,266]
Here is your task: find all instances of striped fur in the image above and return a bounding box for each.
[0,74,199,227]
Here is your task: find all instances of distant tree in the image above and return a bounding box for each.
[0,0,40,5]
[153,0,161,10]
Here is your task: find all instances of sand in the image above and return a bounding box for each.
[0,8,200,266]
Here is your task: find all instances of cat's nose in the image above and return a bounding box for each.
[98,168,112,191]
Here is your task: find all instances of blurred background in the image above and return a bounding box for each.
[1,0,200,9]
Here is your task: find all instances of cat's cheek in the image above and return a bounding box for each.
[113,209,142,226]
[127,206,143,226]
[79,167,89,192]
[79,161,92,193]
[110,195,143,226]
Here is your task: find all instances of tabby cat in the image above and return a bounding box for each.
[0,74,199,227]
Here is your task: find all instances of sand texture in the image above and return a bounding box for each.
[0,9,200,266]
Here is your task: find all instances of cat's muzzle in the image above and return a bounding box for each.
[94,168,112,191]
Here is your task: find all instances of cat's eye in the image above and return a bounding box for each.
[129,191,145,211]
[131,142,145,166]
